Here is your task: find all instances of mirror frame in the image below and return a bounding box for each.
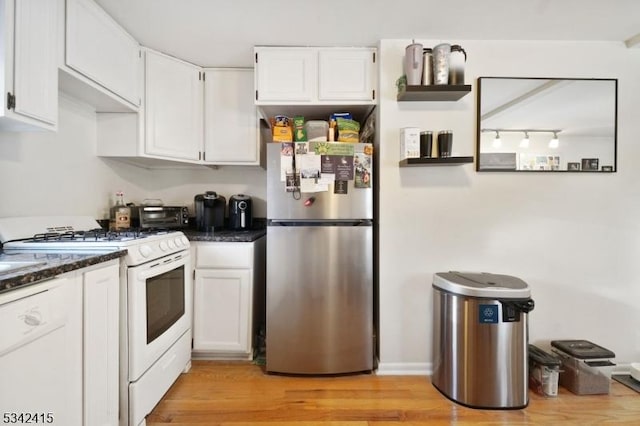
[476,77,618,173]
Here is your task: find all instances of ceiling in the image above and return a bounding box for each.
[94,0,640,68]
[479,78,617,138]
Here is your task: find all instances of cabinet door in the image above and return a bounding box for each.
[66,0,140,106]
[255,48,316,102]
[144,50,203,161]
[318,48,376,102]
[83,262,119,426]
[204,68,259,165]
[0,276,83,425]
[193,268,252,354]
[1,0,58,129]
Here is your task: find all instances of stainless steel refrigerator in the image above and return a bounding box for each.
[266,142,374,374]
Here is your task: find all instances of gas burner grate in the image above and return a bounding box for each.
[22,227,173,244]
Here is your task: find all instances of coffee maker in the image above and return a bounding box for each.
[194,191,226,232]
[228,194,253,230]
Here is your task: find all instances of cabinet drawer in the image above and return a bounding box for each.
[196,243,253,269]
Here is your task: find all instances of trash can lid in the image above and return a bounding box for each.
[529,344,562,367]
[433,271,531,298]
[550,340,615,359]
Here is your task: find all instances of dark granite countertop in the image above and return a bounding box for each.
[0,249,127,295]
[183,228,266,243]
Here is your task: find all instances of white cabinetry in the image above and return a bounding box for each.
[63,0,140,111]
[0,259,120,426]
[254,48,315,102]
[204,68,260,165]
[0,275,83,426]
[318,48,376,102]
[82,260,119,426]
[254,47,377,104]
[192,237,266,358]
[0,0,58,131]
[144,49,203,162]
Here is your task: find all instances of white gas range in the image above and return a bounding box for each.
[0,216,192,426]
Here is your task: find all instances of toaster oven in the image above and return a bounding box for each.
[136,206,189,229]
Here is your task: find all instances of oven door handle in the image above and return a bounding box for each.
[135,254,189,281]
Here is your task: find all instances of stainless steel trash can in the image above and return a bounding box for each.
[431,272,535,409]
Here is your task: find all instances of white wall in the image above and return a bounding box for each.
[377,39,640,374]
[0,96,267,220]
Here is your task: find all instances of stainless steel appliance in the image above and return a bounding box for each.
[266,143,374,375]
[134,205,189,229]
[431,272,535,409]
[194,192,225,231]
[228,194,253,230]
[0,216,192,426]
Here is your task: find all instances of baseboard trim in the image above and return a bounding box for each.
[376,362,432,376]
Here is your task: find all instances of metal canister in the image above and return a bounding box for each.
[449,45,467,85]
[422,48,433,85]
[432,43,451,85]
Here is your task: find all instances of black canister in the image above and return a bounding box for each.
[420,131,433,157]
[437,131,453,157]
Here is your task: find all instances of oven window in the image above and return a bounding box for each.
[146,265,185,344]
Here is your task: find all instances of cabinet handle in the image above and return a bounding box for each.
[7,92,16,110]
[22,311,42,326]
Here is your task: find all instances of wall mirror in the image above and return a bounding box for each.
[476,77,617,172]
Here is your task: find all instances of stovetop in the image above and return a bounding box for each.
[0,216,190,266]
[22,228,175,244]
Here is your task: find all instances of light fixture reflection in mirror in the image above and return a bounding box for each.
[477,77,617,172]
[548,131,559,149]
[520,131,530,148]
[492,130,502,148]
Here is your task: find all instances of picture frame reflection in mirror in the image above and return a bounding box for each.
[581,158,599,171]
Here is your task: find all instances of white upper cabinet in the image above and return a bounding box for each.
[254,48,316,103]
[254,46,376,105]
[64,0,140,110]
[318,48,376,102]
[204,68,260,165]
[0,0,58,131]
[144,49,203,162]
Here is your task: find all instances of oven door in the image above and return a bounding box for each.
[127,250,192,381]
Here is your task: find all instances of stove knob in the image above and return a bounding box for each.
[139,245,153,258]
[159,241,169,251]
[181,236,189,246]
[167,239,176,249]
[174,237,183,247]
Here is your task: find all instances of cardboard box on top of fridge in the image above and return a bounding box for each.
[400,127,420,159]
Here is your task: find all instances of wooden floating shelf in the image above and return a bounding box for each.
[397,85,472,102]
[399,156,475,167]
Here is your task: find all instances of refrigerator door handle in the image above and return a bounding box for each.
[268,219,373,226]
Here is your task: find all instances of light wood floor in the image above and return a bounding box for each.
[147,361,640,425]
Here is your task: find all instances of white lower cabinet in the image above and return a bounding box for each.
[82,260,119,426]
[192,237,266,359]
[0,259,120,426]
[0,275,83,426]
